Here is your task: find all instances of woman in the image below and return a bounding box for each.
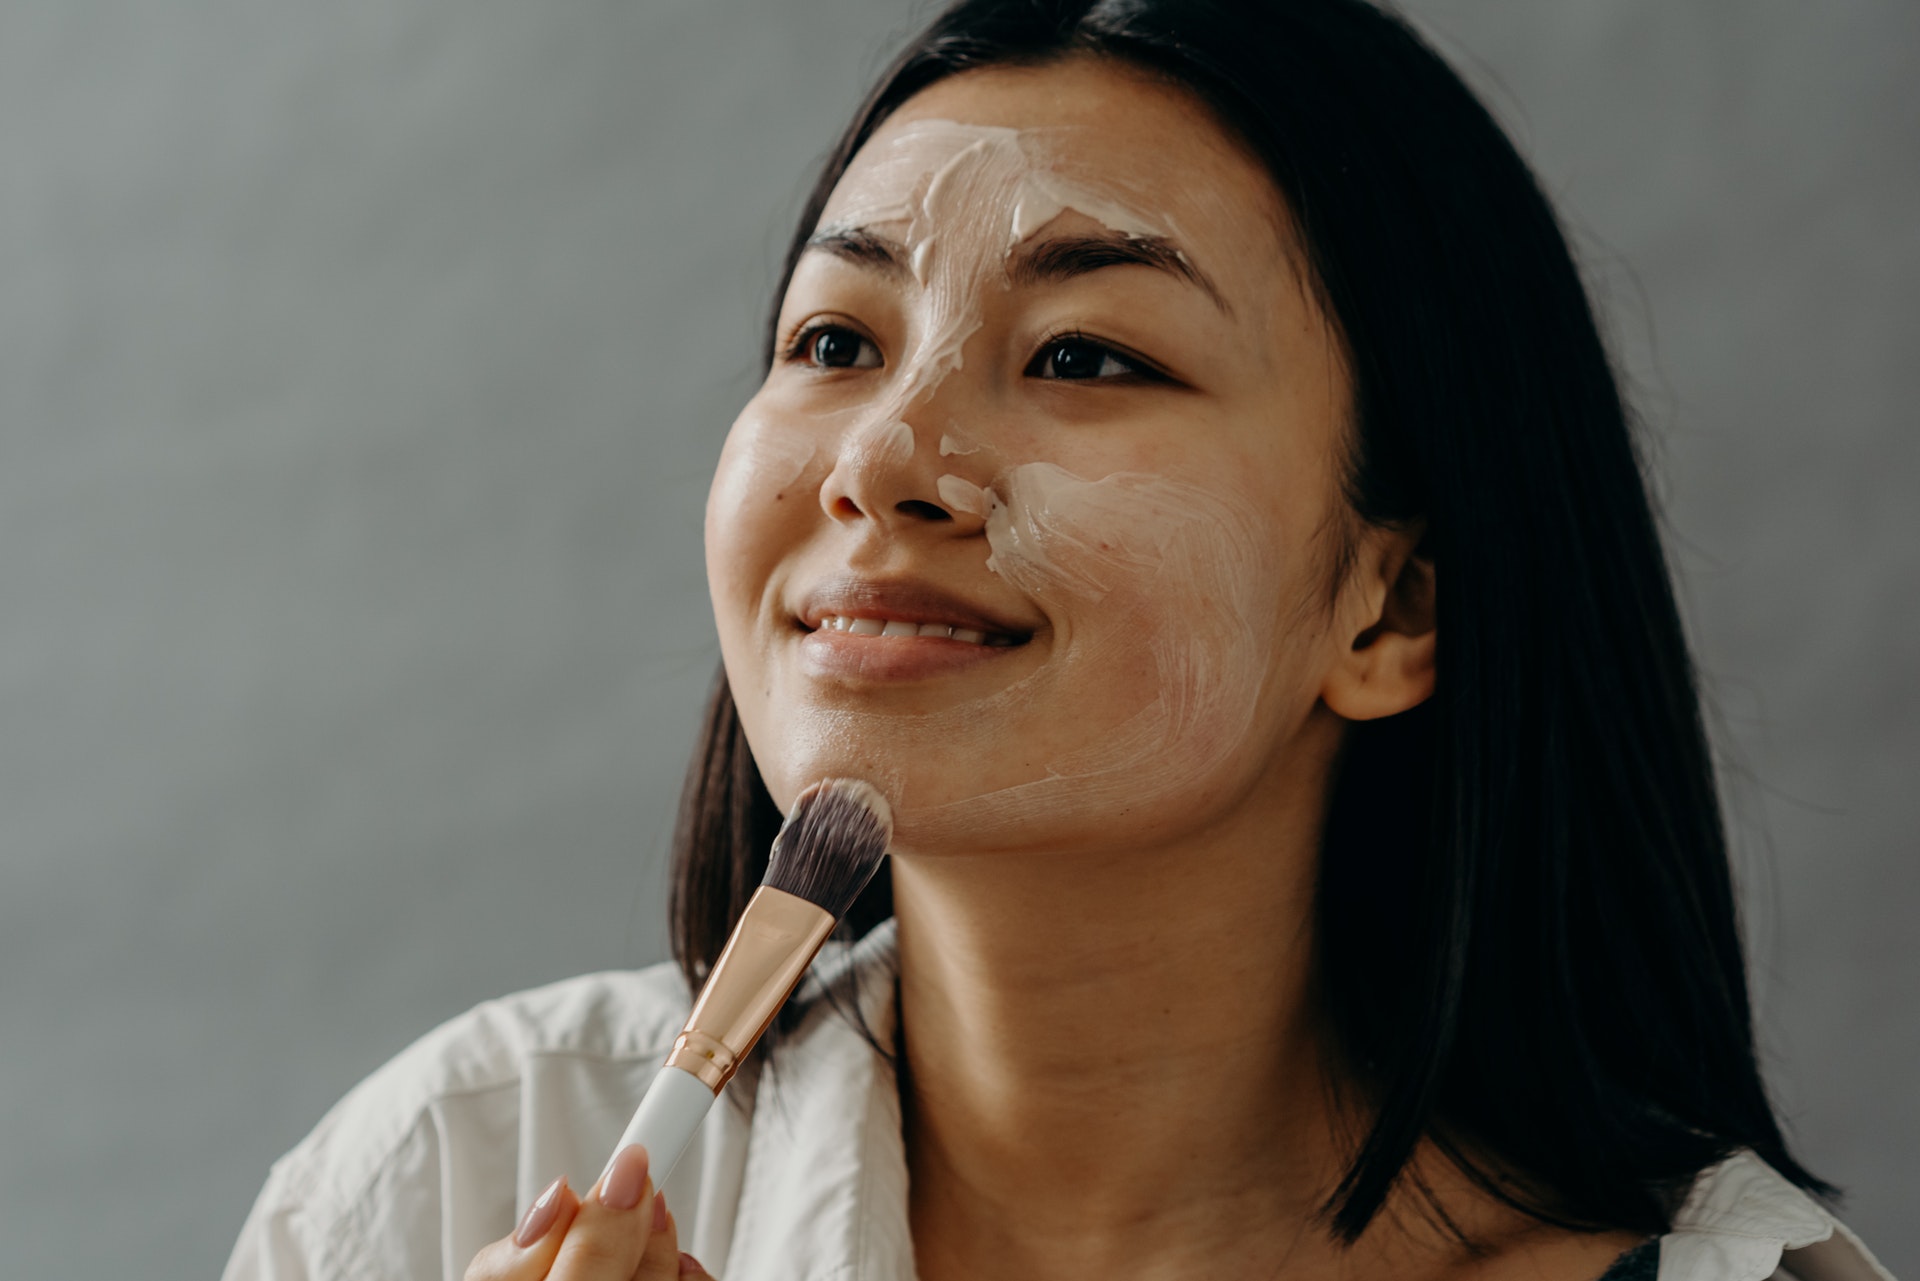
[225,2,1894,1279]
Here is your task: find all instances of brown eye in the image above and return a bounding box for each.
[806,326,881,369]
[1026,336,1146,381]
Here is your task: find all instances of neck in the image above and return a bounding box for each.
[885,726,1649,1281]
[892,753,1357,1279]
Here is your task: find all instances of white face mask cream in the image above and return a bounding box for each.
[715,113,1309,853]
[947,461,1276,826]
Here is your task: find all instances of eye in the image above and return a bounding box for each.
[1025,335,1156,382]
[794,323,882,370]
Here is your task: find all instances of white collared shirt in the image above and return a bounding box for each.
[223,921,1893,1281]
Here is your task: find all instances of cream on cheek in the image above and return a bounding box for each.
[917,463,1280,846]
[776,121,1284,848]
[806,458,1281,851]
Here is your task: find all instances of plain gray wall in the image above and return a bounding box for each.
[3,2,1912,1277]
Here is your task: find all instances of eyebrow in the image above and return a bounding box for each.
[803,225,1229,313]
[805,227,913,280]
[1010,232,1229,314]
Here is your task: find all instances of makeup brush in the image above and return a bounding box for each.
[601,777,893,1186]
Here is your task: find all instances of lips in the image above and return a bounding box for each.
[795,576,1039,647]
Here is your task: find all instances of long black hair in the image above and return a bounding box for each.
[670,0,1830,1244]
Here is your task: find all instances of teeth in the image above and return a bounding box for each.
[816,615,1008,646]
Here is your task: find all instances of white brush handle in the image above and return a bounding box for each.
[601,1064,716,1188]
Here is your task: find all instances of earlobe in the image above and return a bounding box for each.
[1320,531,1436,722]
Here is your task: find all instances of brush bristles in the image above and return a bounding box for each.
[762,779,893,919]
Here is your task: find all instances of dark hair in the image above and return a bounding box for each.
[670,0,1830,1244]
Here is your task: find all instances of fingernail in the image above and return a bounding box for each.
[514,1177,567,1247]
[599,1143,650,1210]
[679,1252,704,1275]
[652,1190,669,1232]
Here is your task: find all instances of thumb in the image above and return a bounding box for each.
[676,1251,718,1279]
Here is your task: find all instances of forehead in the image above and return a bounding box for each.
[822,57,1296,276]
[888,58,1254,165]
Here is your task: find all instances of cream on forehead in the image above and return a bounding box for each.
[816,121,1173,453]
[825,119,1169,249]
[769,124,1279,846]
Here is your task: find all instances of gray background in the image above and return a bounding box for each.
[3,1,1913,1277]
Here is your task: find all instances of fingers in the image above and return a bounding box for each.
[631,1189,681,1280]
[465,1176,581,1281]
[465,1146,700,1281]
[674,1249,718,1279]
[543,1144,664,1279]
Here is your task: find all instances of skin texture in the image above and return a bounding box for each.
[467,53,1633,1281]
[710,97,1349,857]
[725,110,1313,852]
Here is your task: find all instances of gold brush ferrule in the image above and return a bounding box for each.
[664,886,836,1092]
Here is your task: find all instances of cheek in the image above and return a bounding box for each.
[706,413,820,658]
[707,413,817,567]
[896,461,1291,850]
[988,461,1283,761]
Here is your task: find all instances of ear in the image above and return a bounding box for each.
[1319,522,1436,722]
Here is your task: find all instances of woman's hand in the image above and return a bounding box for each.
[464,1145,718,1281]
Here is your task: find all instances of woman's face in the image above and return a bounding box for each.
[707,56,1355,855]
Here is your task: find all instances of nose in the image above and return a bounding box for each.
[818,413,987,535]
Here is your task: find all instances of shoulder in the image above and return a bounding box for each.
[1478,1153,1897,1281]
[226,962,692,1281]
[1661,1151,1895,1281]
[284,961,694,1210]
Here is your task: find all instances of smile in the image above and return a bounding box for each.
[814,614,1022,647]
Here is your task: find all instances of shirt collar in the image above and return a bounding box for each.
[724,919,914,1281]
[717,921,1892,1281]
[1662,1150,1894,1281]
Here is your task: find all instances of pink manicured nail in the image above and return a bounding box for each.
[513,1177,566,1247]
[599,1144,650,1210]
[652,1190,669,1232]
[679,1252,705,1275]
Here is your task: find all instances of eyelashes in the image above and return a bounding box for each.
[780,320,1171,385]
[1022,333,1161,382]
[791,323,882,370]
[779,319,876,369]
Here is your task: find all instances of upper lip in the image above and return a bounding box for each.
[796,575,1040,640]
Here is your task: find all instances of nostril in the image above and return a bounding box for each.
[895,499,952,523]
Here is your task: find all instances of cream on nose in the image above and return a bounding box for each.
[936,474,991,519]
[874,419,915,465]
[819,412,975,528]
[840,415,918,470]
